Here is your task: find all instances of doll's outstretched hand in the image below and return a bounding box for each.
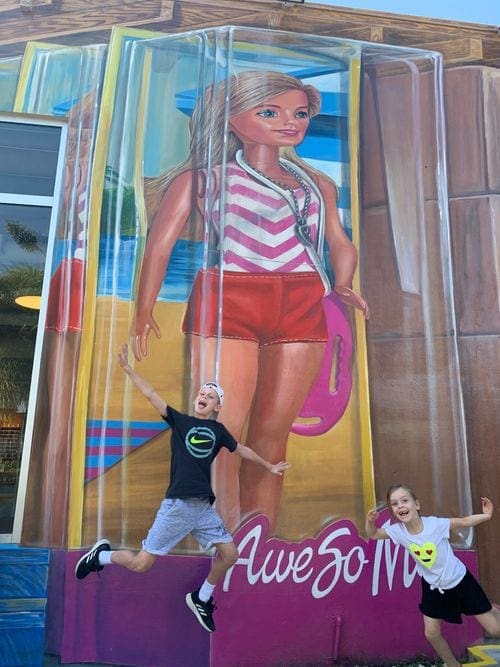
[334,286,369,319]
[132,314,161,361]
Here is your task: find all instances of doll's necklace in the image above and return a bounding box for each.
[238,154,313,247]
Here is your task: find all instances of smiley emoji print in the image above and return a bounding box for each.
[409,542,437,569]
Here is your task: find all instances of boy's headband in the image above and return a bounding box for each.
[201,382,224,405]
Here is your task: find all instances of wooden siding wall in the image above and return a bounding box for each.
[0,0,498,600]
[0,0,498,65]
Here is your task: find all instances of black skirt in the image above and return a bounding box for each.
[419,569,492,624]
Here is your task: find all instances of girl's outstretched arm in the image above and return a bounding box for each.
[450,496,494,530]
[365,508,389,540]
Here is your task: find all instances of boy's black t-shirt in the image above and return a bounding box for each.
[162,405,238,504]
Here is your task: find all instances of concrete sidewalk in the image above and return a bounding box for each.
[44,657,126,667]
[43,637,500,667]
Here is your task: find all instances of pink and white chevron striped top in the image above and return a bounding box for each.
[210,157,324,274]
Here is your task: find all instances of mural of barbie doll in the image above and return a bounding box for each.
[132,71,368,533]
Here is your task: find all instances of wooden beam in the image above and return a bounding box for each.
[323,25,386,42]
[0,0,497,68]
[413,38,484,64]
[0,0,173,46]
[167,0,498,67]
[382,24,497,46]
[19,0,53,10]
[482,37,500,64]
[174,0,497,35]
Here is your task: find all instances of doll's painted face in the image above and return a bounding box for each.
[229,89,310,147]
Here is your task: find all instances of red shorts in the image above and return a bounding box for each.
[182,269,328,346]
[45,258,85,333]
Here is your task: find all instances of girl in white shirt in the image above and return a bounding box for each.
[366,484,500,667]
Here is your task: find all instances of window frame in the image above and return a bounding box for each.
[0,112,68,543]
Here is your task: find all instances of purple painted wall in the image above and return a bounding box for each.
[49,514,482,666]
[58,552,210,666]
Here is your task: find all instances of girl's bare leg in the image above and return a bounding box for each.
[240,341,325,532]
[189,335,259,532]
[422,616,460,667]
[475,608,500,637]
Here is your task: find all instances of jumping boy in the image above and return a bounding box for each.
[75,344,290,632]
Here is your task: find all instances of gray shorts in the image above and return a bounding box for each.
[142,497,233,555]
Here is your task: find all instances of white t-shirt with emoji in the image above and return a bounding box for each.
[385,516,466,590]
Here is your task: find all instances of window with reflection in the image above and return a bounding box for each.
[0,115,66,536]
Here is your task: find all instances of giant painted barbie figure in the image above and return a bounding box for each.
[133,71,368,532]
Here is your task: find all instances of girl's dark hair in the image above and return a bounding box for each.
[386,484,419,512]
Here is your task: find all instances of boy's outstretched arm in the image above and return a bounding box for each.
[450,496,494,531]
[235,444,291,476]
[365,508,389,540]
[118,343,167,416]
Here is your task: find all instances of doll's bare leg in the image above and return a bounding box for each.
[422,616,460,667]
[189,335,259,532]
[22,330,80,546]
[239,341,325,532]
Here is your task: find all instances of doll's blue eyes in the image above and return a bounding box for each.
[256,109,309,119]
[257,109,278,118]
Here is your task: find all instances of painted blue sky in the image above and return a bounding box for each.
[312,0,498,26]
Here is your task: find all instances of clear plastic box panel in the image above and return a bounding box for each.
[359,44,471,544]
[83,27,470,549]
[11,43,107,547]
[0,57,22,112]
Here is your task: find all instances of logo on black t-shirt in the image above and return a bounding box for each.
[185,426,216,458]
